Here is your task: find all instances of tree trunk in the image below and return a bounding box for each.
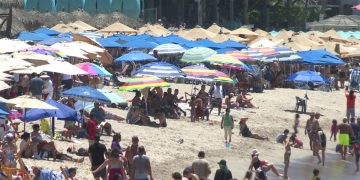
[197,0,203,26]
[229,0,234,22]
[215,0,220,24]
[286,0,292,28]
[242,0,249,25]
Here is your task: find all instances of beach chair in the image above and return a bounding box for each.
[2,156,31,180]
[295,96,306,113]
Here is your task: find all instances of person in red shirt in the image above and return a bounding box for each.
[345,86,356,122]
[88,113,97,147]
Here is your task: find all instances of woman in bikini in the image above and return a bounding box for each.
[93,149,127,180]
[248,149,283,178]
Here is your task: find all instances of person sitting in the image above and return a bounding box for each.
[224,93,238,109]
[236,91,256,108]
[1,133,17,168]
[239,118,268,140]
[276,129,290,144]
[30,124,58,161]
[18,132,38,159]
[289,134,303,149]
[61,166,78,180]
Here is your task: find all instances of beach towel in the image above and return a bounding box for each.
[40,169,63,180]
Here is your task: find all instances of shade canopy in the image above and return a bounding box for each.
[98,89,127,104]
[97,22,137,34]
[21,99,78,122]
[297,50,345,65]
[204,54,244,66]
[7,95,58,110]
[133,62,185,78]
[119,76,170,91]
[0,81,11,91]
[181,47,217,63]
[115,51,157,62]
[36,60,88,75]
[63,86,111,104]
[287,70,329,84]
[119,40,158,49]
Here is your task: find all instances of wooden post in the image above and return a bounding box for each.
[242,0,249,25]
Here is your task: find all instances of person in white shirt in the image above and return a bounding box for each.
[41,74,53,100]
[210,81,224,116]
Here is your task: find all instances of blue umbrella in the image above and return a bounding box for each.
[133,62,186,78]
[96,38,123,48]
[33,27,60,36]
[63,86,111,104]
[216,48,237,54]
[21,99,78,122]
[217,40,247,49]
[297,50,345,65]
[119,40,159,49]
[0,103,9,115]
[114,51,157,62]
[194,39,225,49]
[287,70,329,84]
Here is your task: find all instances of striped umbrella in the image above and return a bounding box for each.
[133,62,185,78]
[150,43,186,55]
[204,54,243,65]
[76,62,112,77]
[21,45,66,57]
[119,76,170,91]
[182,65,234,83]
[181,47,217,63]
[114,51,157,62]
[214,71,235,83]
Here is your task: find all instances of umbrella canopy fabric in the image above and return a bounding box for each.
[21,99,78,122]
[97,22,137,35]
[0,102,9,115]
[36,60,88,75]
[0,39,31,54]
[0,81,11,91]
[63,86,111,104]
[181,47,217,63]
[12,52,56,66]
[192,39,225,49]
[7,95,58,109]
[217,40,248,49]
[76,62,111,76]
[204,54,243,65]
[119,40,158,49]
[21,46,65,57]
[150,43,186,55]
[115,51,157,62]
[98,89,127,104]
[181,65,217,78]
[133,62,185,78]
[17,32,50,42]
[297,50,345,65]
[287,70,329,84]
[119,76,170,91]
[33,27,60,36]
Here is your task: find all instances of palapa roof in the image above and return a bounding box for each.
[210,33,247,43]
[69,20,98,31]
[291,34,320,47]
[231,27,258,37]
[51,23,87,33]
[283,41,311,51]
[249,37,282,48]
[347,35,360,44]
[138,24,169,36]
[97,22,137,35]
[272,30,294,41]
[254,28,269,37]
[319,29,347,43]
[309,15,360,31]
[181,25,216,40]
[207,23,231,34]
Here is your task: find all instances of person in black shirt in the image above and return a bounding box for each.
[89,135,107,180]
[214,159,232,180]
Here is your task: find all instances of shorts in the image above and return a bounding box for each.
[339,133,350,146]
[224,126,232,138]
[92,166,106,179]
[212,98,222,107]
[284,152,291,164]
[346,108,355,119]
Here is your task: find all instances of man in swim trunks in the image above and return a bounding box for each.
[311,113,321,159]
[284,135,291,179]
[337,118,354,160]
[305,112,316,151]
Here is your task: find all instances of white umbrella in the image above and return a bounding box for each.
[0,39,31,53]
[36,60,89,75]
[0,81,10,91]
[51,43,89,59]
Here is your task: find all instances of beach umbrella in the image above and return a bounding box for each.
[287,70,329,84]
[193,39,225,49]
[12,51,57,66]
[133,62,186,78]
[217,40,247,49]
[76,62,111,77]
[0,97,9,103]
[0,81,11,91]
[98,89,127,105]
[63,86,111,104]
[0,103,9,115]
[150,43,186,55]
[114,51,157,62]
[119,40,159,49]
[118,76,170,91]
[204,54,244,66]
[181,47,217,63]
[213,71,234,83]
[0,39,31,53]
[181,65,218,79]
[36,60,88,75]
[21,45,65,57]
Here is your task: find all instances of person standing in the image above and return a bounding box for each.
[29,73,44,99]
[131,146,153,180]
[89,135,107,180]
[283,135,291,179]
[345,87,356,122]
[209,81,225,116]
[62,74,73,91]
[87,113,97,147]
[125,136,145,174]
[293,114,300,134]
[214,159,232,180]
[350,118,360,140]
[41,74,53,100]
[305,113,315,151]
[221,108,234,143]
[337,118,354,160]
[192,151,211,180]
[90,102,106,125]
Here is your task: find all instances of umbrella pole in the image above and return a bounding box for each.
[51,117,55,139]
[23,108,27,132]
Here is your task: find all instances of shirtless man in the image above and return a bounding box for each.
[305,112,316,151]
[311,112,322,163]
[337,118,354,160]
[284,136,291,179]
[224,93,237,109]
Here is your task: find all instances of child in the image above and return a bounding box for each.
[329,119,337,142]
[289,134,303,149]
[293,114,300,134]
[312,168,320,180]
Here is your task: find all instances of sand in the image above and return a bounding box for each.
[21,83,358,180]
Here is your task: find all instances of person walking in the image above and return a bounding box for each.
[221,108,234,144]
[283,135,291,179]
[131,146,153,180]
[89,135,107,180]
[214,159,232,180]
[337,118,354,160]
[209,81,225,116]
[192,151,211,180]
[345,87,356,122]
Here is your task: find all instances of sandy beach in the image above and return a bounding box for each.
[21,82,357,179]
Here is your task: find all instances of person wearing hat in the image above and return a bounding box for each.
[239,118,268,140]
[214,159,233,180]
[41,74,53,100]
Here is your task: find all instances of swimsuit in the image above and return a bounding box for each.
[241,125,252,137]
[108,162,126,180]
[339,133,350,146]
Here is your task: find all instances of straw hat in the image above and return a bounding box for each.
[239,117,249,124]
